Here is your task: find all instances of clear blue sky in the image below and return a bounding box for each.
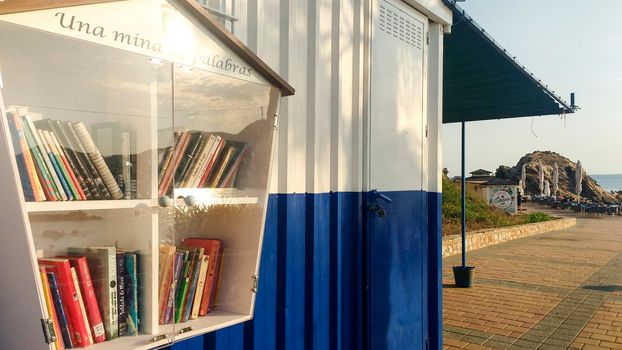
[442,0,622,177]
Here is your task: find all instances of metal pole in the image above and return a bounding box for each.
[461,122,466,268]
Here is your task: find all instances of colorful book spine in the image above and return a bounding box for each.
[197,137,225,188]
[220,143,249,188]
[187,135,217,188]
[158,131,181,184]
[68,247,118,340]
[120,131,132,199]
[116,252,128,336]
[47,272,73,349]
[24,116,67,200]
[176,132,204,187]
[174,251,193,323]
[72,122,123,199]
[183,250,204,322]
[158,245,176,322]
[190,255,209,320]
[41,130,79,200]
[70,267,94,344]
[159,130,191,196]
[61,121,112,199]
[6,112,44,201]
[125,253,138,336]
[162,252,184,324]
[38,128,73,200]
[39,267,64,350]
[51,120,100,200]
[66,256,106,343]
[21,117,59,200]
[38,258,92,347]
[46,130,86,200]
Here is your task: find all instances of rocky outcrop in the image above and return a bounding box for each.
[496,151,620,204]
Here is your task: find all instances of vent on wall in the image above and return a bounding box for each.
[378,1,423,50]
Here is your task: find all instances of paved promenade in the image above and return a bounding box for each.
[442,214,622,349]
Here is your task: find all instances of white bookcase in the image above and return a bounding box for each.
[0,1,293,349]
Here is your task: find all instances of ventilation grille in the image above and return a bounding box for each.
[378,1,423,50]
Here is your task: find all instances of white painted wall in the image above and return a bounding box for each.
[228,0,450,194]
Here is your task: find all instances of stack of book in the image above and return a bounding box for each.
[158,238,223,324]
[6,112,127,202]
[158,130,248,197]
[37,248,141,349]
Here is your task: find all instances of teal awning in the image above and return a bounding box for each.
[442,4,574,124]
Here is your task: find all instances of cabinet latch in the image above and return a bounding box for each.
[273,114,279,130]
[40,318,57,344]
[151,333,168,342]
[252,275,258,293]
[179,326,193,334]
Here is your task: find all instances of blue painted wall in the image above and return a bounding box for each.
[169,191,442,350]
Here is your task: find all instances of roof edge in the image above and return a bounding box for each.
[442,0,574,115]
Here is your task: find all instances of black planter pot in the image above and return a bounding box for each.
[452,266,475,288]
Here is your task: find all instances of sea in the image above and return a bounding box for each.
[591,174,622,192]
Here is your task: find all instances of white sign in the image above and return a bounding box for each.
[491,190,512,209]
[0,0,266,84]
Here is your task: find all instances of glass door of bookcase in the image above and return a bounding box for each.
[0,18,178,349]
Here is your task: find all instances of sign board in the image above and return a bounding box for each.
[487,185,518,214]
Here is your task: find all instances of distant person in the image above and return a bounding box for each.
[517,192,523,211]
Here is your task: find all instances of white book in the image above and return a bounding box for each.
[185,135,216,188]
[191,135,221,188]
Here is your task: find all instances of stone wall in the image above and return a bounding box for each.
[442,218,577,257]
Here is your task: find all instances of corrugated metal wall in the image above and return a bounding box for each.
[171,0,448,349]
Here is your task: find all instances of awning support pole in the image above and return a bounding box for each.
[461,121,467,268]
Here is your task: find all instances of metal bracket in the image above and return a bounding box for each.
[151,333,168,343]
[273,114,279,130]
[40,318,57,344]
[251,275,259,293]
[179,326,193,334]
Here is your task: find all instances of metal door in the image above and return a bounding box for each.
[367,0,427,348]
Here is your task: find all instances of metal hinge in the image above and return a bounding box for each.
[40,318,57,344]
[425,124,429,138]
[273,114,279,130]
[426,31,430,45]
[251,274,259,293]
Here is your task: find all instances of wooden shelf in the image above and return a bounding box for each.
[24,199,158,213]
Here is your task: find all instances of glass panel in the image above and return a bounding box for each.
[163,63,278,337]
[0,19,175,349]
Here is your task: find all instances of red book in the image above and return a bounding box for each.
[180,238,222,315]
[158,131,191,196]
[39,266,65,350]
[197,138,225,188]
[38,258,92,347]
[64,256,106,343]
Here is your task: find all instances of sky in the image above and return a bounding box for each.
[442,0,622,177]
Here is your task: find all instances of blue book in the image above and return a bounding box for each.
[47,272,73,349]
[125,253,138,336]
[6,112,35,201]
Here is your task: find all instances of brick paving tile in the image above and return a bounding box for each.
[443,212,622,349]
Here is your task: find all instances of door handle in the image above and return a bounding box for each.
[370,189,392,203]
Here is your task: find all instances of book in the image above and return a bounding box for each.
[157,131,181,183]
[73,122,124,199]
[175,132,205,187]
[45,129,87,200]
[197,136,225,188]
[158,130,191,196]
[92,122,122,193]
[181,134,213,188]
[39,266,64,350]
[47,272,73,349]
[120,131,131,199]
[116,252,128,336]
[174,250,193,323]
[219,142,249,188]
[24,115,67,200]
[162,252,184,324]
[179,134,208,187]
[125,253,138,335]
[183,247,204,322]
[60,121,112,199]
[70,267,94,344]
[68,247,118,340]
[64,256,105,343]
[190,255,209,320]
[6,112,44,201]
[50,120,101,200]
[38,258,92,347]
[37,128,73,200]
[157,245,176,322]
[41,130,80,200]
[180,238,223,315]
[208,144,237,188]
[21,116,61,200]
